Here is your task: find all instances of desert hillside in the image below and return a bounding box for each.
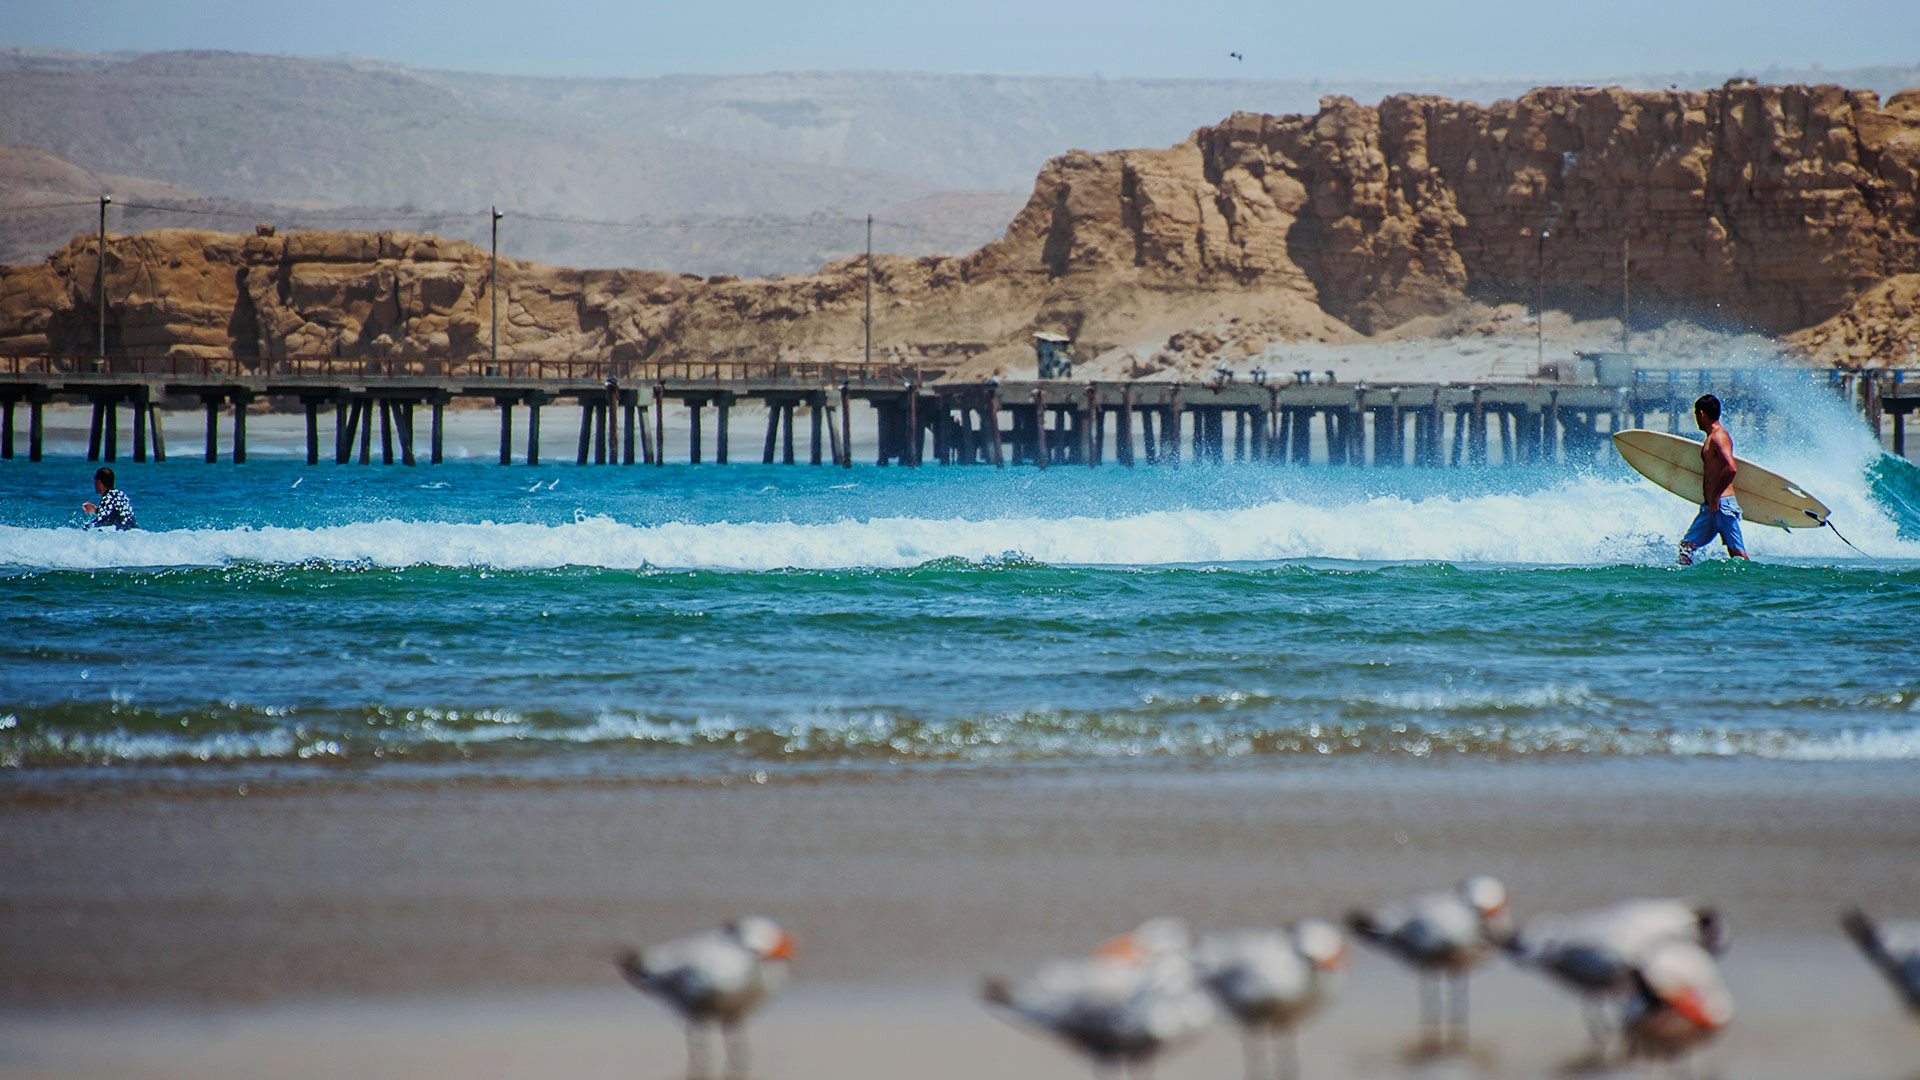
[4,82,1917,375]
[4,48,1918,275]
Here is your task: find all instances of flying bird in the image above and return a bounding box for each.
[1194,918,1348,1080]
[1229,52,1244,62]
[1841,908,1920,1014]
[617,915,797,1079]
[1347,875,1512,1044]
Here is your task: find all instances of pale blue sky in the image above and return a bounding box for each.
[5,0,1915,81]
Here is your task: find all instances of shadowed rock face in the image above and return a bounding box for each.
[4,83,1917,371]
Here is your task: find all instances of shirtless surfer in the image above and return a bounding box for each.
[1677,394,1746,565]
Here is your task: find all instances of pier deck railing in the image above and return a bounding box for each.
[2,356,1911,467]
[0,354,925,388]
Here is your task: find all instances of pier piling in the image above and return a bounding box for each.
[86,399,104,461]
[338,402,356,465]
[202,396,219,464]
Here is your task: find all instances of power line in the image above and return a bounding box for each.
[0,200,100,215]
[114,201,489,224]
[6,198,999,245]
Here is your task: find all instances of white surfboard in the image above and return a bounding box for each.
[1611,429,1831,530]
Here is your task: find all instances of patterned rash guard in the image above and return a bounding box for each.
[89,488,136,530]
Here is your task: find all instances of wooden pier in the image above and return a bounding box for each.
[0,355,1908,467]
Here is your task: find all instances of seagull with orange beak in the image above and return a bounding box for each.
[1194,918,1349,1080]
[982,916,1217,1078]
[1622,939,1734,1065]
[1507,896,1726,1050]
[617,915,797,1079]
[1347,875,1512,1045]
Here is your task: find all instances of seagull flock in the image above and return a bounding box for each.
[617,892,1920,1079]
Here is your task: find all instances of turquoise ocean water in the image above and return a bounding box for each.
[4,393,1919,782]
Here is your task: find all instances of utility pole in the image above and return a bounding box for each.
[491,206,504,369]
[864,213,873,368]
[1621,235,1631,354]
[1536,228,1550,373]
[97,195,111,362]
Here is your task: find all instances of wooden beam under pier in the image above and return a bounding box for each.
[202,395,220,464]
[653,383,666,467]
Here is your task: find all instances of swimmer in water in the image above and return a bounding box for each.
[81,466,137,530]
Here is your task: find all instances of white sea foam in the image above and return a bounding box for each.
[3,462,1916,572]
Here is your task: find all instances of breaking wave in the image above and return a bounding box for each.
[5,700,1919,769]
[4,459,1917,572]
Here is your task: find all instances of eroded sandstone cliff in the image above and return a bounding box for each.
[4,81,1917,374]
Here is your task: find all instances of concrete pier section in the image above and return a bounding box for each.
[0,355,1906,466]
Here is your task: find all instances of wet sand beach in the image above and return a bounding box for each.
[2,759,1917,1079]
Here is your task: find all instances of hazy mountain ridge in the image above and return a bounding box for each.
[401,63,1920,192]
[2,48,1915,277]
[7,83,1916,377]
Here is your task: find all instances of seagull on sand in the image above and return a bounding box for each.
[1841,908,1920,1014]
[1194,918,1348,1080]
[1621,939,1734,1064]
[982,917,1218,1077]
[1347,875,1512,1043]
[617,915,797,1079]
[1507,897,1726,1047]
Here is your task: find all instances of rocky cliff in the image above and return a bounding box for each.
[5,81,1918,374]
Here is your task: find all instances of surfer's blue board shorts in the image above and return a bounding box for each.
[1683,496,1746,553]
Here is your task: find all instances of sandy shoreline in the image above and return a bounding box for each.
[2,759,1917,1077]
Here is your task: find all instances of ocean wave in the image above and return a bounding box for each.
[6,702,1919,768]
[3,465,1917,572]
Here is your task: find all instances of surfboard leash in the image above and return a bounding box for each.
[1811,512,1879,564]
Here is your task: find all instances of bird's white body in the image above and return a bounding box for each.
[1349,876,1511,1041]
[985,917,1217,1071]
[1510,897,1723,996]
[1195,920,1346,1029]
[1353,876,1511,975]
[1622,939,1734,1058]
[618,915,796,1078]
[625,925,788,1022]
